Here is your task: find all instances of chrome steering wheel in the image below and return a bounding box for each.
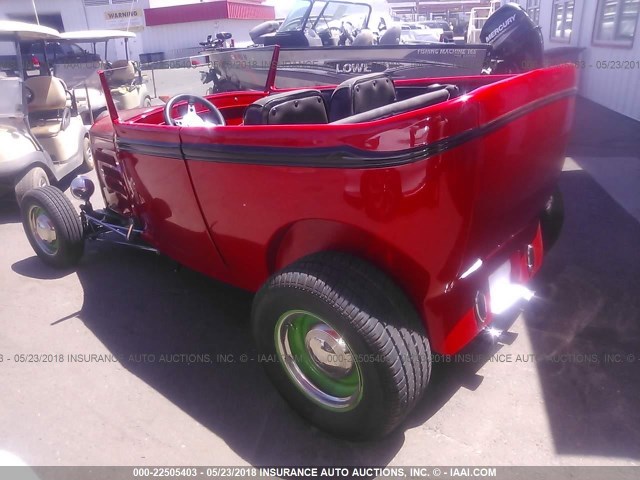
[163,94,225,127]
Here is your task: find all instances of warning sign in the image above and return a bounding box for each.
[104,8,145,30]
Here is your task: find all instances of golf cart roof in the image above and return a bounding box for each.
[0,20,61,41]
[60,30,136,42]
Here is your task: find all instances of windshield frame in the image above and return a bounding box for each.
[278,1,313,32]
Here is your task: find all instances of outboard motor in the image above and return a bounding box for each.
[481,3,543,73]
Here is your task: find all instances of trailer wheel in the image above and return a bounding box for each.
[21,186,84,268]
[540,188,564,251]
[14,166,49,204]
[252,251,431,439]
[79,137,94,173]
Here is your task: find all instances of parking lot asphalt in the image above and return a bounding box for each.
[0,97,639,467]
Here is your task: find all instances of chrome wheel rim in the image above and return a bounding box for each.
[275,310,362,411]
[28,206,58,256]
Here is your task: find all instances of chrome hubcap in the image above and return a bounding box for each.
[305,324,354,378]
[28,206,58,255]
[275,310,362,411]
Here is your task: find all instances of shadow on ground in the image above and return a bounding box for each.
[0,198,20,225]
[521,170,640,459]
[10,225,518,467]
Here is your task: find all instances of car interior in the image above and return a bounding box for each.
[133,72,507,128]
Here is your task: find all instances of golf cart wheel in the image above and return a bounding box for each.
[143,96,152,107]
[80,137,95,173]
[252,251,431,439]
[14,166,49,203]
[540,188,564,251]
[21,186,84,268]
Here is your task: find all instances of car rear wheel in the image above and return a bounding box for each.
[14,166,49,204]
[252,251,431,439]
[21,186,84,268]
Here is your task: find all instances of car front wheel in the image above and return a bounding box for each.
[252,251,431,439]
[21,186,84,268]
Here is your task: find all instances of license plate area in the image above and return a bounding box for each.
[488,260,533,315]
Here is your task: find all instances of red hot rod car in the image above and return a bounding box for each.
[20,46,576,438]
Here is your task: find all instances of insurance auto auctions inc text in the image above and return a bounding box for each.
[255,467,497,478]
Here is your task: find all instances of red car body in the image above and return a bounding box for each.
[90,63,576,355]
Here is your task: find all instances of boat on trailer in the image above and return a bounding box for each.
[200,1,544,92]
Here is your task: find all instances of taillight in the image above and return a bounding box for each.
[31,55,40,68]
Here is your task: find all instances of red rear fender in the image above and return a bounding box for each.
[268,218,432,324]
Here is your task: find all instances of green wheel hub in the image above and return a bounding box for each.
[275,310,363,411]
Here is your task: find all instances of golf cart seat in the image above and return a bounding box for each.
[24,76,71,138]
[329,73,396,122]
[108,60,137,85]
[108,60,141,110]
[244,89,328,125]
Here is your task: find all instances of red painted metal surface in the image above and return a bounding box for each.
[90,64,577,354]
[144,1,275,27]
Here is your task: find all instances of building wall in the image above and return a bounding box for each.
[525,0,640,121]
[141,18,259,56]
[0,0,149,60]
[1,0,266,63]
[1,0,88,31]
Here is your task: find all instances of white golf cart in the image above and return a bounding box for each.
[0,21,92,203]
[57,30,151,123]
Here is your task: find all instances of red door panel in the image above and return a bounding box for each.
[113,123,228,278]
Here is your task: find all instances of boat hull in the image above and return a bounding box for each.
[205,44,489,91]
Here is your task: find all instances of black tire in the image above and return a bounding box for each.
[79,136,94,173]
[14,167,49,204]
[143,96,152,107]
[21,186,84,268]
[540,188,564,251]
[252,251,431,439]
[95,109,109,122]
